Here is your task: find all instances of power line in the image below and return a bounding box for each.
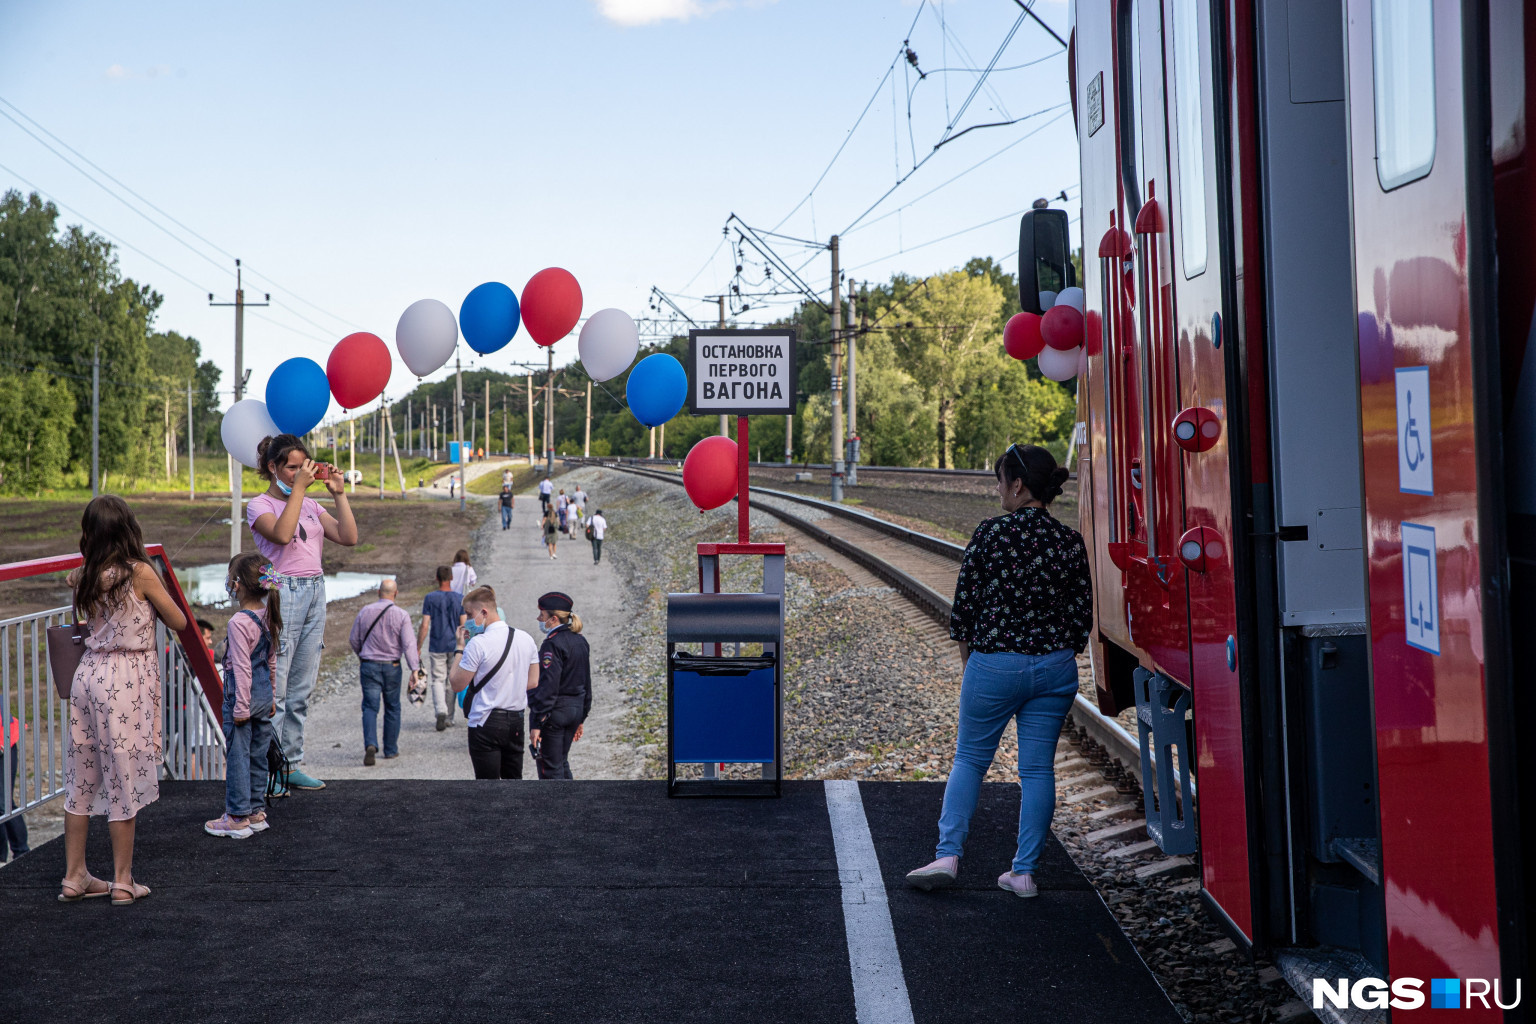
[935,10,1028,149]
[846,205,1033,273]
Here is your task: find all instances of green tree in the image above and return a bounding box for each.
[886,270,1004,467]
[0,369,77,493]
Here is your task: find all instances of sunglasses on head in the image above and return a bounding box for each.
[1006,443,1029,476]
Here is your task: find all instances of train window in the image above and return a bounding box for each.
[1371,0,1436,190]
[1171,0,1207,277]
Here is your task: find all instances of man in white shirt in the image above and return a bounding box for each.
[588,509,608,564]
[448,586,539,779]
[538,476,554,517]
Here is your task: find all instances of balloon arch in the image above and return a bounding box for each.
[221,268,688,474]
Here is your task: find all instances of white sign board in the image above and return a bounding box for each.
[688,330,797,416]
[1395,366,1433,495]
[1400,520,1439,655]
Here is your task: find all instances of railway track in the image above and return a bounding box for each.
[566,458,1145,792]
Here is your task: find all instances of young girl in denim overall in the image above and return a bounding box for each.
[205,554,282,839]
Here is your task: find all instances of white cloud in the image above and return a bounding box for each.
[594,0,770,27]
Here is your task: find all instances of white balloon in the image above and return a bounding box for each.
[1057,286,1086,314]
[1038,290,1058,310]
[396,299,459,377]
[1038,344,1080,382]
[220,399,281,469]
[578,307,640,382]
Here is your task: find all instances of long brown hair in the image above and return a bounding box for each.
[74,495,151,621]
[256,433,310,482]
[228,552,283,637]
[453,548,471,567]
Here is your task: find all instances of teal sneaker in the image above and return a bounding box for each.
[285,769,326,791]
[269,778,290,799]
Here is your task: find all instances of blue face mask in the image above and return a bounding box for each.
[275,479,293,496]
[464,620,486,639]
[538,619,557,635]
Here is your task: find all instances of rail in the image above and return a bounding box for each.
[1,543,226,826]
[569,458,1142,783]
[568,455,1061,479]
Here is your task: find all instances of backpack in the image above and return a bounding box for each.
[585,522,595,540]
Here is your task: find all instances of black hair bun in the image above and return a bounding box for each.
[1043,466,1070,503]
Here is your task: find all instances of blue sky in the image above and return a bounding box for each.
[0,0,1077,417]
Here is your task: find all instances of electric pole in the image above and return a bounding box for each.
[544,346,555,476]
[91,341,99,498]
[829,235,845,502]
[484,379,490,463]
[717,295,729,438]
[455,351,465,512]
[210,259,269,557]
[526,375,535,464]
[584,381,592,457]
[188,378,195,501]
[847,278,860,487]
[378,396,386,498]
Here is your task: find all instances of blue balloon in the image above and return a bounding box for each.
[265,357,331,436]
[626,353,687,428]
[460,282,520,354]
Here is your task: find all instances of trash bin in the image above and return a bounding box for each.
[666,592,783,797]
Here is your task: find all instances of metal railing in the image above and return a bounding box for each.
[1,544,226,826]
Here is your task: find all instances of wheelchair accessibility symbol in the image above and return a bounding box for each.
[1395,367,1433,495]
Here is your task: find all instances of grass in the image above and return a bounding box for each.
[467,462,554,496]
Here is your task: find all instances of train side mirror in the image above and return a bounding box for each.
[1018,208,1076,314]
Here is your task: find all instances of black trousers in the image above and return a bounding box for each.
[467,709,525,780]
[535,704,583,780]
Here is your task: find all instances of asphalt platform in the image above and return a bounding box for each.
[1,780,1180,1023]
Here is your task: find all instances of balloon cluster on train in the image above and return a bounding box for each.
[1002,286,1087,382]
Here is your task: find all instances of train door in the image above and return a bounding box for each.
[1341,0,1507,995]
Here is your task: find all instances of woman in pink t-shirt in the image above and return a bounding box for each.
[246,433,358,794]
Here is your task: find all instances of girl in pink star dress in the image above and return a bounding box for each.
[58,496,187,906]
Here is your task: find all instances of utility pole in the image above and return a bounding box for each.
[544,347,555,476]
[649,426,656,459]
[829,235,845,502]
[210,259,270,557]
[386,401,408,498]
[584,381,592,457]
[406,397,412,456]
[525,375,535,464]
[717,295,729,438]
[349,415,356,493]
[378,397,386,499]
[847,278,860,487]
[91,341,99,498]
[502,389,508,457]
[484,379,490,462]
[455,351,466,512]
[188,378,195,501]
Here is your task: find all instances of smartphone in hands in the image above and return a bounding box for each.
[314,464,331,481]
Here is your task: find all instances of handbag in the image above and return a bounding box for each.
[45,620,91,699]
[266,734,293,798]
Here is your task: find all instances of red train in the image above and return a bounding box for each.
[1027,1,1531,1016]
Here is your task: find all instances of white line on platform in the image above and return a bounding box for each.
[824,780,916,1024]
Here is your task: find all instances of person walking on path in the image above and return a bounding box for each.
[248,433,358,796]
[529,592,591,780]
[450,549,477,596]
[205,553,281,840]
[418,567,466,731]
[906,444,1091,899]
[542,509,559,560]
[572,485,587,519]
[498,485,515,530]
[539,476,553,517]
[556,489,570,535]
[349,579,420,766]
[59,495,188,905]
[587,509,608,565]
[449,586,539,779]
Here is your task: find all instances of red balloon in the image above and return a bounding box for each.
[682,435,739,511]
[327,332,391,410]
[1003,312,1046,361]
[1041,304,1085,351]
[522,268,583,347]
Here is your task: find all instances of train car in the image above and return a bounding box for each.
[1026,1,1532,1016]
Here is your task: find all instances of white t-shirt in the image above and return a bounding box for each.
[589,514,607,540]
[457,621,538,727]
[556,493,569,511]
[573,488,587,509]
[539,479,553,496]
[450,561,477,595]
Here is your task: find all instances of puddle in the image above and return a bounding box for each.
[176,563,395,608]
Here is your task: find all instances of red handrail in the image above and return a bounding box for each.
[0,543,225,722]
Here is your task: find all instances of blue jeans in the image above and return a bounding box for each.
[360,661,402,756]
[501,505,512,529]
[221,716,273,818]
[936,649,1079,873]
[272,575,326,765]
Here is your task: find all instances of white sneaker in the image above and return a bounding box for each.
[204,813,253,839]
[906,855,959,890]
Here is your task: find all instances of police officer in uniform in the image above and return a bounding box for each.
[529,592,591,780]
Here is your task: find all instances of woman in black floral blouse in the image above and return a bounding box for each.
[907,443,1092,898]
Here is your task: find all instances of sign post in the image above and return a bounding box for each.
[687,328,797,544]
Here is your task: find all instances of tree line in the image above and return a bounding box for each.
[0,191,222,495]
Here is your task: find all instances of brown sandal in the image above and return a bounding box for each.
[109,881,151,905]
[57,875,111,902]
